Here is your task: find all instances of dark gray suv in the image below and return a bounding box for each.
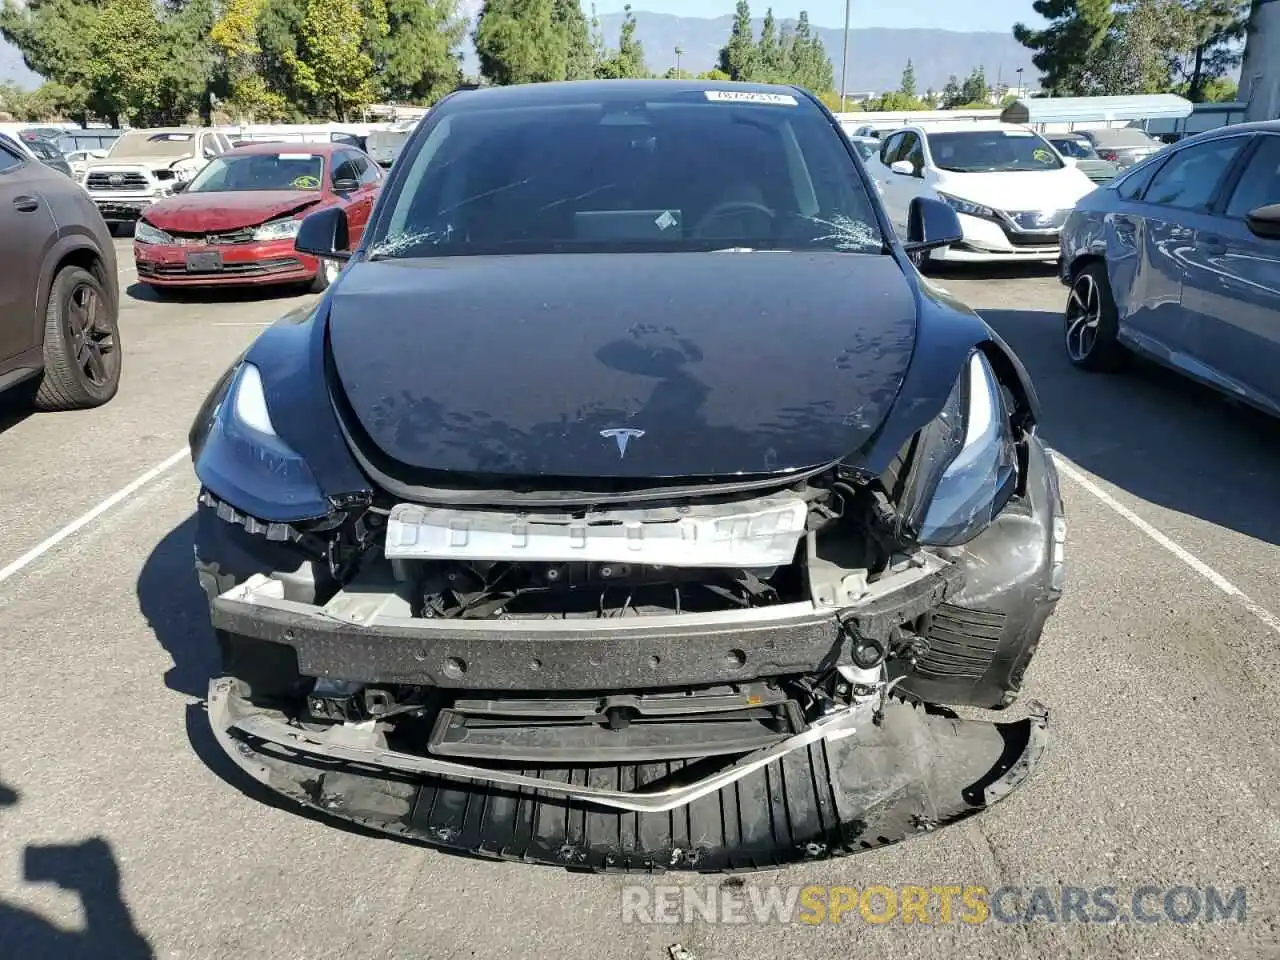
[0,134,122,411]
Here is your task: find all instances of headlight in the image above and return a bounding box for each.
[899,351,1019,546]
[253,218,302,242]
[134,220,173,245]
[192,361,329,522]
[937,193,997,219]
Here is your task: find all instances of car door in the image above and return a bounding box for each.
[349,152,381,242]
[1115,134,1250,362]
[329,151,372,245]
[875,132,910,232]
[1179,133,1280,407]
[0,140,55,366]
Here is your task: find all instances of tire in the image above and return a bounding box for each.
[33,265,122,411]
[309,257,340,294]
[1064,261,1129,372]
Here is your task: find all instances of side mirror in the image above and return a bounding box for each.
[905,196,963,253]
[1246,203,1280,240]
[333,178,359,194]
[890,159,917,177]
[296,206,351,260]
[169,180,187,194]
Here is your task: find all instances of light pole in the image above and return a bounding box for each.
[839,0,851,112]
[1016,67,1024,98]
[675,46,682,77]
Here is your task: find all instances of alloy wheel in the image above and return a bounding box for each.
[67,282,116,387]
[1065,272,1101,362]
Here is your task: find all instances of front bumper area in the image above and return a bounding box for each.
[209,676,1048,871]
[135,238,319,288]
[91,195,155,222]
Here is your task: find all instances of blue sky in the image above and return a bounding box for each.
[591,0,1040,33]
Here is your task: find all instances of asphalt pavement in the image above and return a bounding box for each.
[0,243,1278,959]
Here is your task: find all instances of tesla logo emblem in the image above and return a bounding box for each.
[600,428,645,458]
[108,174,123,185]
[1034,211,1056,226]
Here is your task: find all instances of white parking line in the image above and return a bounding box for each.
[0,447,189,588]
[1053,453,1280,638]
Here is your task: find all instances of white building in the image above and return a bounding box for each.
[1239,0,1280,121]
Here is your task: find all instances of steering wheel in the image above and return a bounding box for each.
[691,200,776,237]
[291,174,320,189]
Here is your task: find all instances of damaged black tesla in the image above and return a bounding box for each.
[189,80,1065,871]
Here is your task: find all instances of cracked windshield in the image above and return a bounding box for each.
[0,0,1277,958]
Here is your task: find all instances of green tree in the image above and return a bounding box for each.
[784,10,833,93]
[1176,0,1248,101]
[553,0,595,80]
[1013,0,1114,95]
[899,58,916,97]
[474,0,567,85]
[212,0,285,119]
[717,0,755,80]
[162,0,220,124]
[755,7,784,81]
[1,0,106,123]
[375,0,465,102]
[597,4,646,78]
[85,0,166,124]
[960,66,989,104]
[697,68,731,80]
[940,74,963,108]
[867,90,929,111]
[288,0,386,118]
[256,0,317,119]
[1080,0,1186,95]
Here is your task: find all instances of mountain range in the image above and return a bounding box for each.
[1,5,1036,100]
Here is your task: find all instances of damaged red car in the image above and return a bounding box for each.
[133,142,381,293]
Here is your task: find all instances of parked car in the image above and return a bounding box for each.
[192,80,1063,870]
[64,148,109,181]
[1046,132,1121,184]
[870,121,1098,264]
[0,133,121,411]
[847,134,879,161]
[56,129,123,157]
[1075,127,1164,168]
[330,130,368,152]
[1060,120,1280,416]
[366,121,416,167]
[133,141,382,293]
[82,127,234,233]
[16,133,73,178]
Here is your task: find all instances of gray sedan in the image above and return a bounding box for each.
[1059,120,1280,416]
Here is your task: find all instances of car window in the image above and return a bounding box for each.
[1224,135,1280,218]
[331,153,361,188]
[0,140,24,173]
[1143,137,1246,211]
[926,128,1064,172]
[1114,158,1162,200]
[370,95,885,259]
[355,153,379,185]
[880,132,905,166]
[184,152,326,192]
[902,132,924,173]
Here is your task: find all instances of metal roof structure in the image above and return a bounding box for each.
[1001,94,1193,125]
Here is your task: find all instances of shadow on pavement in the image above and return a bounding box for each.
[981,307,1280,548]
[135,515,394,843]
[0,382,35,436]
[0,778,154,959]
[926,260,1061,282]
[126,281,307,306]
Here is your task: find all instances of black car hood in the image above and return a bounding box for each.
[327,252,918,481]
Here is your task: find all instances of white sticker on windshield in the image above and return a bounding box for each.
[704,90,798,106]
[277,153,317,160]
[654,210,677,230]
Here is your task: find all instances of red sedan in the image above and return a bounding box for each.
[133,142,381,293]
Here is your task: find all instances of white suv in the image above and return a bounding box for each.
[81,127,232,233]
[869,121,1098,264]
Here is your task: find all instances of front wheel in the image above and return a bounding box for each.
[33,266,122,411]
[1064,262,1129,372]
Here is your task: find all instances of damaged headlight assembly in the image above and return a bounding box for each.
[192,361,330,522]
[898,350,1019,547]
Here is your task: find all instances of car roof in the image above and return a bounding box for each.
[1078,127,1159,144]
[226,141,344,156]
[439,78,816,111]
